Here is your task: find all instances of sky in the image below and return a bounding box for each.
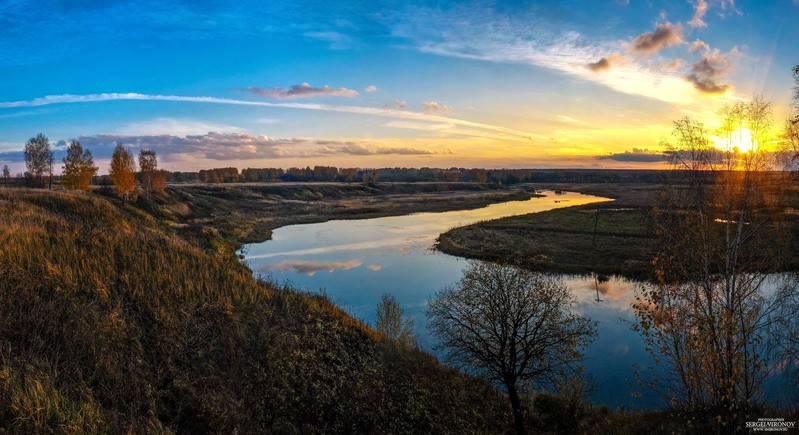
[0,0,797,173]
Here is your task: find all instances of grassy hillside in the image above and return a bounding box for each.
[0,188,510,433]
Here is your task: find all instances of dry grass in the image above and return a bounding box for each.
[0,188,509,433]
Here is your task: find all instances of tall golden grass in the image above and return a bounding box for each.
[0,188,508,433]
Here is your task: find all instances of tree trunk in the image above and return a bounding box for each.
[507,381,526,435]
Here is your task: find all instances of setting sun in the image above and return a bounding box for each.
[712,128,758,153]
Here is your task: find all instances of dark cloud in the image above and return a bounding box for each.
[3,133,439,163]
[597,148,666,163]
[74,132,309,161]
[631,22,682,54]
[0,150,24,163]
[684,51,733,94]
[586,54,621,72]
[245,82,358,99]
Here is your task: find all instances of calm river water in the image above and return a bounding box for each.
[242,191,792,409]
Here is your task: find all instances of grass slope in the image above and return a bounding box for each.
[0,188,510,433]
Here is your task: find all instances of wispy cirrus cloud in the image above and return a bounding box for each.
[245,83,358,99]
[0,92,537,141]
[303,31,353,50]
[389,6,723,105]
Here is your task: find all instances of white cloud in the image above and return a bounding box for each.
[0,93,537,141]
[364,85,378,92]
[389,7,724,105]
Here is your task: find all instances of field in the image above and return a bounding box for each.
[437,184,661,279]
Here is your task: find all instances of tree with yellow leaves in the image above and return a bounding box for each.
[61,140,98,191]
[109,144,136,200]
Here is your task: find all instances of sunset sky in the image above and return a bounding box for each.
[0,0,797,173]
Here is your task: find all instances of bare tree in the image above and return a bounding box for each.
[23,133,53,188]
[786,65,799,160]
[1,165,9,186]
[138,149,158,194]
[635,97,796,431]
[428,261,595,435]
[375,293,415,347]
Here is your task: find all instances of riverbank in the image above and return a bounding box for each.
[437,184,660,280]
[110,182,537,250]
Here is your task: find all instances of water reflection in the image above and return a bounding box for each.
[242,191,665,408]
[263,259,364,276]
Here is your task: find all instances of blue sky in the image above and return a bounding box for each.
[0,0,797,172]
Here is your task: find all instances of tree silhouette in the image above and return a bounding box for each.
[1,165,9,186]
[61,140,98,191]
[787,65,799,161]
[634,97,797,431]
[109,144,136,200]
[23,133,52,188]
[428,261,595,435]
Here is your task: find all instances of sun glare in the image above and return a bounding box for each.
[711,128,757,153]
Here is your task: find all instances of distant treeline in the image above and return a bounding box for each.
[6,163,781,188]
[84,166,692,185]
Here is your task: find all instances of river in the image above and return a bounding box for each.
[241,190,793,409]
